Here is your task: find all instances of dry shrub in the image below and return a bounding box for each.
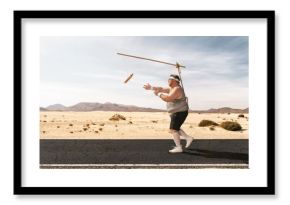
[109,114,126,121]
[198,120,218,127]
[220,121,242,131]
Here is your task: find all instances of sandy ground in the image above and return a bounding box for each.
[40,111,248,139]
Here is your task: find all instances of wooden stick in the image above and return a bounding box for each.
[124,73,134,83]
[117,53,185,68]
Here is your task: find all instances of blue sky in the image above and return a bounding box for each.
[40,36,248,110]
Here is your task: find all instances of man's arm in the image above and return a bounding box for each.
[158,87,181,102]
[143,83,170,93]
[152,86,170,93]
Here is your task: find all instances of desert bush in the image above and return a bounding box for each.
[238,114,245,118]
[220,121,242,131]
[109,114,126,121]
[198,120,218,127]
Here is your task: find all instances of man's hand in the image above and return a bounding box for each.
[143,83,152,90]
[154,89,160,96]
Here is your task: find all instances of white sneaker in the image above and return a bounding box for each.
[169,146,183,153]
[185,137,194,148]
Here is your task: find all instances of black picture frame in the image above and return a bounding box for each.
[14,10,275,195]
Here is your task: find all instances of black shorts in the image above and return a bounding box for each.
[169,110,188,131]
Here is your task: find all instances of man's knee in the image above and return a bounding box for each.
[169,129,179,134]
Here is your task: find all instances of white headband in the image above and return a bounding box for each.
[169,76,180,82]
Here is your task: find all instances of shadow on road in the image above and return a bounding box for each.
[184,148,248,162]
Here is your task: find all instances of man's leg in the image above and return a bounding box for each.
[170,129,182,147]
[168,112,185,153]
[169,129,183,153]
[179,129,191,138]
[179,129,194,148]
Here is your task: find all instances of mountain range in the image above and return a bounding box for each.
[190,107,248,113]
[40,102,248,113]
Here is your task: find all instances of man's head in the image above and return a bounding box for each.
[168,74,180,87]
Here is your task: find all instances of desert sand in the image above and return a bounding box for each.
[40,111,248,139]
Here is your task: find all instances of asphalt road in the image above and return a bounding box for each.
[40,139,248,168]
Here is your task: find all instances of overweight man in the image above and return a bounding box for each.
[143,74,194,153]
